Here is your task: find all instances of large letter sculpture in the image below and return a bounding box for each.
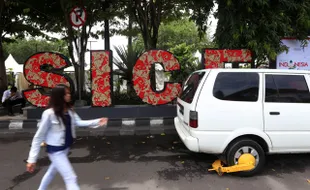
[203,49,252,68]
[23,52,74,107]
[133,50,182,105]
[91,50,113,107]
[22,48,254,107]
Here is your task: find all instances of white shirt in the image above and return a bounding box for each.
[27,108,101,163]
[1,90,11,103]
[1,90,22,103]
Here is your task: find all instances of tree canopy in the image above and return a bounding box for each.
[3,39,69,64]
[211,0,310,62]
[0,0,48,92]
[20,0,126,94]
[169,43,200,83]
[131,0,187,49]
[134,18,213,51]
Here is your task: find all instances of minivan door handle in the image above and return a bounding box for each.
[269,112,280,115]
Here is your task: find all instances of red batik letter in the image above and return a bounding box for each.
[23,52,74,107]
[91,50,112,107]
[203,49,252,68]
[133,50,181,105]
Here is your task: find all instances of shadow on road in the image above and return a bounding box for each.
[3,135,310,189]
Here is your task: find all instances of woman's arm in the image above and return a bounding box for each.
[27,110,51,163]
[72,111,102,128]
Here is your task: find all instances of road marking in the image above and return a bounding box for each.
[122,119,135,126]
[150,118,164,126]
[9,121,23,130]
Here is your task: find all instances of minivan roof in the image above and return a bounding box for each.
[196,68,310,74]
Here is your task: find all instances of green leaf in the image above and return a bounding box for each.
[227,0,232,6]
[23,8,30,13]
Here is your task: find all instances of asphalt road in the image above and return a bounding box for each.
[1,135,310,190]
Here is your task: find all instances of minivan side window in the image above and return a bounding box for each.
[179,72,205,103]
[213,72,259,102]
[265,74,310,103]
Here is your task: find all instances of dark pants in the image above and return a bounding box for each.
[2,98,26,115]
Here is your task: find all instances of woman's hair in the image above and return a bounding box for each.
[48,84,72,122]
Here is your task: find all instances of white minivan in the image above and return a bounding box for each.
[175,68,310,176]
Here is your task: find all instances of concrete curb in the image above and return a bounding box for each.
[0,118,177,138]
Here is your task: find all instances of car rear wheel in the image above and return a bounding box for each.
[226,138,266,177]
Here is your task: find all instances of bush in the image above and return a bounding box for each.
[73,91,177,106]
[113,92,146,105]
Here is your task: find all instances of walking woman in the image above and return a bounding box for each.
[26,84,108,190]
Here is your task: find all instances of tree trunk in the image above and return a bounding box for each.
[73,63,80,92]
[150,37,157,49]
[126,82,131,94]
[79,24,89,95]
[116,80,120,94]
[0,37,7,95]
[140,26,150,50]
[67,38,79,92]
[60,0,81,97]
[127,81,135,96]
[232,63,239,68]
[133,0,160,50]
[79,48,86,94]
[142,33,148,50]
[104,19,110,50]
[269,58,276,69]
[149,0,160,49]
[0,0,7,96]
[128,14,133,50]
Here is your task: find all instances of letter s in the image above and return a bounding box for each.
[23,52,74,107]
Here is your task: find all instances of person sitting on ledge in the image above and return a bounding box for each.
[1,86,26,116]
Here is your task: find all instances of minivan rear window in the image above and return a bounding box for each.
[213,72,259,102]
[179,72,206,103]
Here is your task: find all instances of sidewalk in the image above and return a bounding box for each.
[0,114,26,121]
[0,114,176,138]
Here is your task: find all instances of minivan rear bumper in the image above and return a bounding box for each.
[174,117,199,152]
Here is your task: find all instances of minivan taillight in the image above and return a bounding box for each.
[189,110,198,128]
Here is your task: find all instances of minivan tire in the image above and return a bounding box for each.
[226,138,266,177]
